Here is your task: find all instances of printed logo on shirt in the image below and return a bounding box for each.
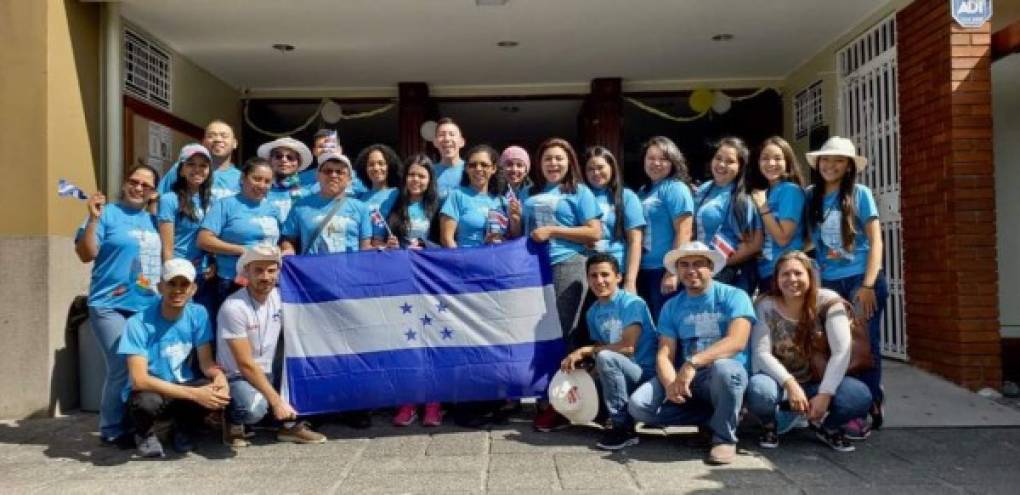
[250,216,280,244]
[530,194,559,229]
[316,214,353,253]
[129,229,162,293]
[821,210,853,261]
[211,187,236,201]
[161,341,193,382]
[594,314,624,344]
[271,199,292,222]
[641,197,660,251]
[683,311,723,340]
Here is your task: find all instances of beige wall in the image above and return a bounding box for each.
[781,0,913,157]
[994,54,1020,338]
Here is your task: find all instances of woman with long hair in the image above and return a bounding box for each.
[747,136,807,292]
[385,154,441,249]
[440,145,520,248]
[804,136,887,436]
[158,144,214,303]
[75,164,162,445]
[694,137,762,294]
[355,144,403,245]
[637,136,694,319]
[582,146,644,294]
[745,250,872,452]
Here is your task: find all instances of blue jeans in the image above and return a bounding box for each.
[227,373,273,425]
[822,272,888,404]
[87,306,134,440]
[594,350,653,429]
[628,358,747,444]
[637,268,677,322]
[745,373,872,431]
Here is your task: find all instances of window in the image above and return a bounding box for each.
[123,28,172,111]
[794,81,823,139]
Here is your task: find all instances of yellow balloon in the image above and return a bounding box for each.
[689,88,714,114]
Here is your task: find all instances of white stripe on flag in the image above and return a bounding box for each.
[283,284,562,358]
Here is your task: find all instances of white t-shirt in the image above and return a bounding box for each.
[216,287,283,377]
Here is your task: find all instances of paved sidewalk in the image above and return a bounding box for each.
[2,413,1019,494]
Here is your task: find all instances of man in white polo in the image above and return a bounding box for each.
[217,244,326,446]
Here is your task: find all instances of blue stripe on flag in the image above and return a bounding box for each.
[285,339,565,414]
[279,237,554,303]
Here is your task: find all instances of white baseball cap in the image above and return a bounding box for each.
[161,258,196,283]
[317,151,352,170]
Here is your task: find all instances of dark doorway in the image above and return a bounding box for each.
[434,98,584,158]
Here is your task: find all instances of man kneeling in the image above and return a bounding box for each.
[627,242,756,465]
[218,245,325,446]
[119,259,229,458]
[561,253,658,450]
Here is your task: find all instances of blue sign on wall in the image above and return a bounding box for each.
[952,0,993,29]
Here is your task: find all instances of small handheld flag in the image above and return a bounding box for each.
[712,232,736,259]
[370,208,395,237]
[505,186,518,204]
[57,179,89,200]
[487,209,509,233]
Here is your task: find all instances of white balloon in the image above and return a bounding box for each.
[321,99,343,124]
[420,120,438,141]
[712,92,732,114]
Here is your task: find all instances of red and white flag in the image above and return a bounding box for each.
[712,233,736,259]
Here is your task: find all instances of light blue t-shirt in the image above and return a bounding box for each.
[586,290,658,373]
[360,187,399,239]
[117,301,212,400]
[694,181,757,250]
[158,163,241,201]
[76,203,161,311]
[200,194,281,281]
[440,186,508,248]
[810,184,879,281]
[348,175,368,197]
[282,194,372,254]
[267,177,316,224]
[405,200,432,244]
[639,178,694,270]
[656,281,756,368]
[522,183,602,265]
[157,192,207,269]
[434,160,465,200]
[591,187,646,269]
[758,181,806,279]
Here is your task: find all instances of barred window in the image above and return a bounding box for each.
[123,28,172,110]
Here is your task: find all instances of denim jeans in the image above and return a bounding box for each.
[745,373,873,431]
[628,358,748,444]
[822,272,888,403]
[227,374,273,425]
[594,350,654,429]
[87,306,135,440]
[637,268,677,322]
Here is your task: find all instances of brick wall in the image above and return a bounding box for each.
[897,0,1000,389]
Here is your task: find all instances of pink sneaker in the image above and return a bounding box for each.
[843,417,872,441]
[393,404,417,427]
[422,402,443,427]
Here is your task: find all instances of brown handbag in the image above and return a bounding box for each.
[808,297,874,382]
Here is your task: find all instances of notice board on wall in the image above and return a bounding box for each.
[123,95,204,178]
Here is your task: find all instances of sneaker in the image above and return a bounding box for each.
[277,422,326,444]
[814,425,855,452]
[707,443,737,465]
[596,427,640,451]
[101,432,136,450]
[533,407,569,432]
[870,395,885,430]
[758,423,779,449]
[172,429,194,454]
[422,402,443,427]
[843,418,871,441]
[135,433,165,458]
[223,422,250,448]
[393,405,418,427]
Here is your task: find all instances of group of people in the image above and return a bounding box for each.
[76,116,887,464]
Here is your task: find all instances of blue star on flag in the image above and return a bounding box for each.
[440,327,454,340]
[400,302,413,314]
[436,301,449,313]
[420,314,433,326]
[404,328,417,341]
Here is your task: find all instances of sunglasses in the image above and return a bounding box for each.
[271,151,299,162]
[676,259,711,271]
[319,168,348,177]
[126,179,155,191]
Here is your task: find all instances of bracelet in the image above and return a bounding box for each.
[760,209,773,216]
[861,284,875,290]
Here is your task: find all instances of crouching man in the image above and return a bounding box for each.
[627,241,756,465]
[218,245,326,446]
[119,258,229,458]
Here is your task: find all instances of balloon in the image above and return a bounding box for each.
[420,120,438,141]
[689,88,714,114]
[321,99,343,124]
[712,91,732,114]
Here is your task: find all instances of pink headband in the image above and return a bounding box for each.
[499,146,531,173]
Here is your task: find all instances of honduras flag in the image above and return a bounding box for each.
[279,238,564,415]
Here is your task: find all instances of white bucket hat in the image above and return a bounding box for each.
[257,137,314,172]
[663,241,727,276]
[236,244,282,278]
[804,136,868,171]
[548,370,599,425]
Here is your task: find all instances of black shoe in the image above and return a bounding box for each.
[758,423,779,449]
[101,432,137,450]
[341,411,373,429]
[870,396,885,431]
[813,425,855,452]
[172,429,195,453]
[596,427,639,451]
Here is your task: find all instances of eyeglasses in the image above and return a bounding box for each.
[467,161,493,169]
[271,152,299,162]
[319,168,348,177]
[126,179,155,191]
[676,259,711,271]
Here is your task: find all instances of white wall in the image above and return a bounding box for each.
[994,54,1020,338]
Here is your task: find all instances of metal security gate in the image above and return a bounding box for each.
[837,15,907,360]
